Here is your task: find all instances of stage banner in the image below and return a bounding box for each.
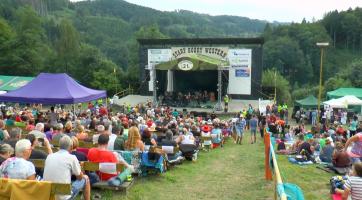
[228,49,252,95]
[147,49,172,91]
[171,47,228,60]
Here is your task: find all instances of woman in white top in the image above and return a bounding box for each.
[176,125,195,145]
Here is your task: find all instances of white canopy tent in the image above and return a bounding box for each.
[324,95,362,114]
[323,98,347,108]
[338,95,362,105]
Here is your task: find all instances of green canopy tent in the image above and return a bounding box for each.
[0,75,34,91]
[327,88,362,100]
[295,95,318,109]
[155,54,229,70]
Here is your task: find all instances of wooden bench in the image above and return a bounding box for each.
[51,140,96,148]
[35,146,59,153]
[0,178,71,196]
[29,159,133,193]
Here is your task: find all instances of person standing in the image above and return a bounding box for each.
[249,115,258,144]
[48,106,58,127]
[259,113,266,138]
[223,95,229,113]
[349,116,359,137]
[311,109,317,126]
[235,115,246,145]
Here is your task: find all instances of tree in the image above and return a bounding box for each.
[0,17,16,72]
[56,19,80,73]
[10,6,52,75]
[324,77,352,93]
[90,59,122,95]
[135,24,168,39]
[262,69,291,104]
[347,59,362,87]
[263,36,312,84]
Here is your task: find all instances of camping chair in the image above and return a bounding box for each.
[201,136,212,151]
[140,147,166,176]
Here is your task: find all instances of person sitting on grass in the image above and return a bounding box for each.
[332,142,351,168]
[276,138,287,154]
[319,138,334,163]
[336,162,362,200]
[0,139,35,180]
[297,138,314,161]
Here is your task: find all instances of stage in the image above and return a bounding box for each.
[113,95,258,114]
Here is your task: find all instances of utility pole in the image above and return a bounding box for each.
[316,42,329,122]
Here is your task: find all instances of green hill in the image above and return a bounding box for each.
[0,0,361,98]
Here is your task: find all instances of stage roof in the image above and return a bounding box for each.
[138,37,264,46]
[156,54,228,70]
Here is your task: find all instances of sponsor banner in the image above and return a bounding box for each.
[171,47,228,61]
[229,49,252,68]
[147,49,172,69]
[228,49,252,95]
[235,68,250,77]
[148,49,172,91]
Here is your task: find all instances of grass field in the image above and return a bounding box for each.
[90,130,334,200]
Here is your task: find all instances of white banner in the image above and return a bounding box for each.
[148,49,172,91]
[228,49,252,95]
[259,99,273,115]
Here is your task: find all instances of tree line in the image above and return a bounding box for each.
[0,0,361,102]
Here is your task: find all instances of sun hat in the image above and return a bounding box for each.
[202,125,211,132]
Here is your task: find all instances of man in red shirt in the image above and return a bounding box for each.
[87,134,118,181]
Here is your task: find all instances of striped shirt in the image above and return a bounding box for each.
[344,176,362,200]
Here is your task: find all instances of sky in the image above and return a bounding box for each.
[118,0,362,22]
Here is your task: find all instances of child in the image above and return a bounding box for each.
[336,162,362,200]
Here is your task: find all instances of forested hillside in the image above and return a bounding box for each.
[0,0,361,102]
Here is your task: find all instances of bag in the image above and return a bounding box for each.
[330,176,347,194]
[295,155,308,162]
